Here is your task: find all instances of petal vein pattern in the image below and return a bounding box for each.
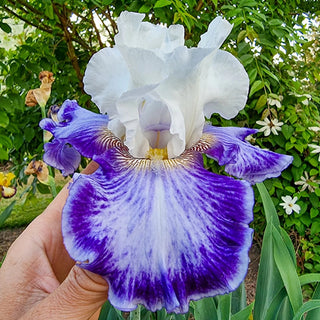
[202,126,293,184]
[40,100,122,175]
[62,148,254,313]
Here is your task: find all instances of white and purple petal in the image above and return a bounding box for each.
[83,13,249,158]
[62,148,253,313]
[43,140,81,176]
[202,125,293,184]
[40,100,122,175]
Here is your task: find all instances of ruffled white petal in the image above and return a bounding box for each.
[116,46,168,87]
[198,16,233,49]
[84,11,249,158]
[115,11,184,54]
[116,86,158,157]
[199,50,249,119]
[83,47,131,115]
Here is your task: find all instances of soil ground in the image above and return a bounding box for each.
[0,227,26,262]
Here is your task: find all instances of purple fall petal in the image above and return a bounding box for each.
[43,140,81,176]
[40,100,121,174]
[62,148,253,313]
[40,99,110,158]
[203,125,293,184]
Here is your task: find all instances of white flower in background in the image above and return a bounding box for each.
[280,196,301,215]
[287,70,295,77]
[267,95,283,108]
[308,127,320,132]
[308,144,320,161]
[245,134,256,144]
[295,171,320,193]
[256,117,283,136]
[290,92,312,106]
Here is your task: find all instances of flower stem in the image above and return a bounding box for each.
[40,105,57,198]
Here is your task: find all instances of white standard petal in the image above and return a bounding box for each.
[117,87,187,158]
[198,16,233,49]
[138,94,173,149]
[115,11,184,54]
[155,71,203,157]
[84,12,250,158]
[116,85,162,157]
[154,47,249,156]
[83,47,132,115]
[116,46,168,88]
[198,50,249,120]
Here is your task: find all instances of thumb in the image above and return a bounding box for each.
[23,266,109,320]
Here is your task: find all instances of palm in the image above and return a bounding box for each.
[0,185,74,318]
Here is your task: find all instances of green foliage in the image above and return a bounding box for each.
[0,200,16,227]
[0,196,51,228]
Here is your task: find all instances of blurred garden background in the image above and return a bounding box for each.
[0,0,320,318]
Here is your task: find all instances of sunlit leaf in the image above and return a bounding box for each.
[0,201,16,226]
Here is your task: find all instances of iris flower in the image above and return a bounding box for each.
[0,172,16,199]
[40,12,293,313]
[24,160,49,184]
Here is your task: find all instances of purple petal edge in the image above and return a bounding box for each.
[203,125,293,184]
[62,148,253,313]
[43,140,81,176]
[40,100,110,174]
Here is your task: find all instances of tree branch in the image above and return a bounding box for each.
[195,0,203,11]
[51,2,84,89]
[91,10,104,49]
[8,0,63,30]
[2,5,55,35]
[96,13,114,45]
[101,7,117,35]
[14,0,44,17]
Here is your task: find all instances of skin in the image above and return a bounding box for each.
[0,162,109,320]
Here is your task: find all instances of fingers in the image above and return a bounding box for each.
[22,266,109,320]
[81,161,99,175]
[39,161,100,280]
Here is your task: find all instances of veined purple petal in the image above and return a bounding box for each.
[202,125,293,184]
[43,140,81,176]
[40,100,122,175]
[62,148,253,313]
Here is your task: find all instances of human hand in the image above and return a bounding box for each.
[0,162,108,320]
